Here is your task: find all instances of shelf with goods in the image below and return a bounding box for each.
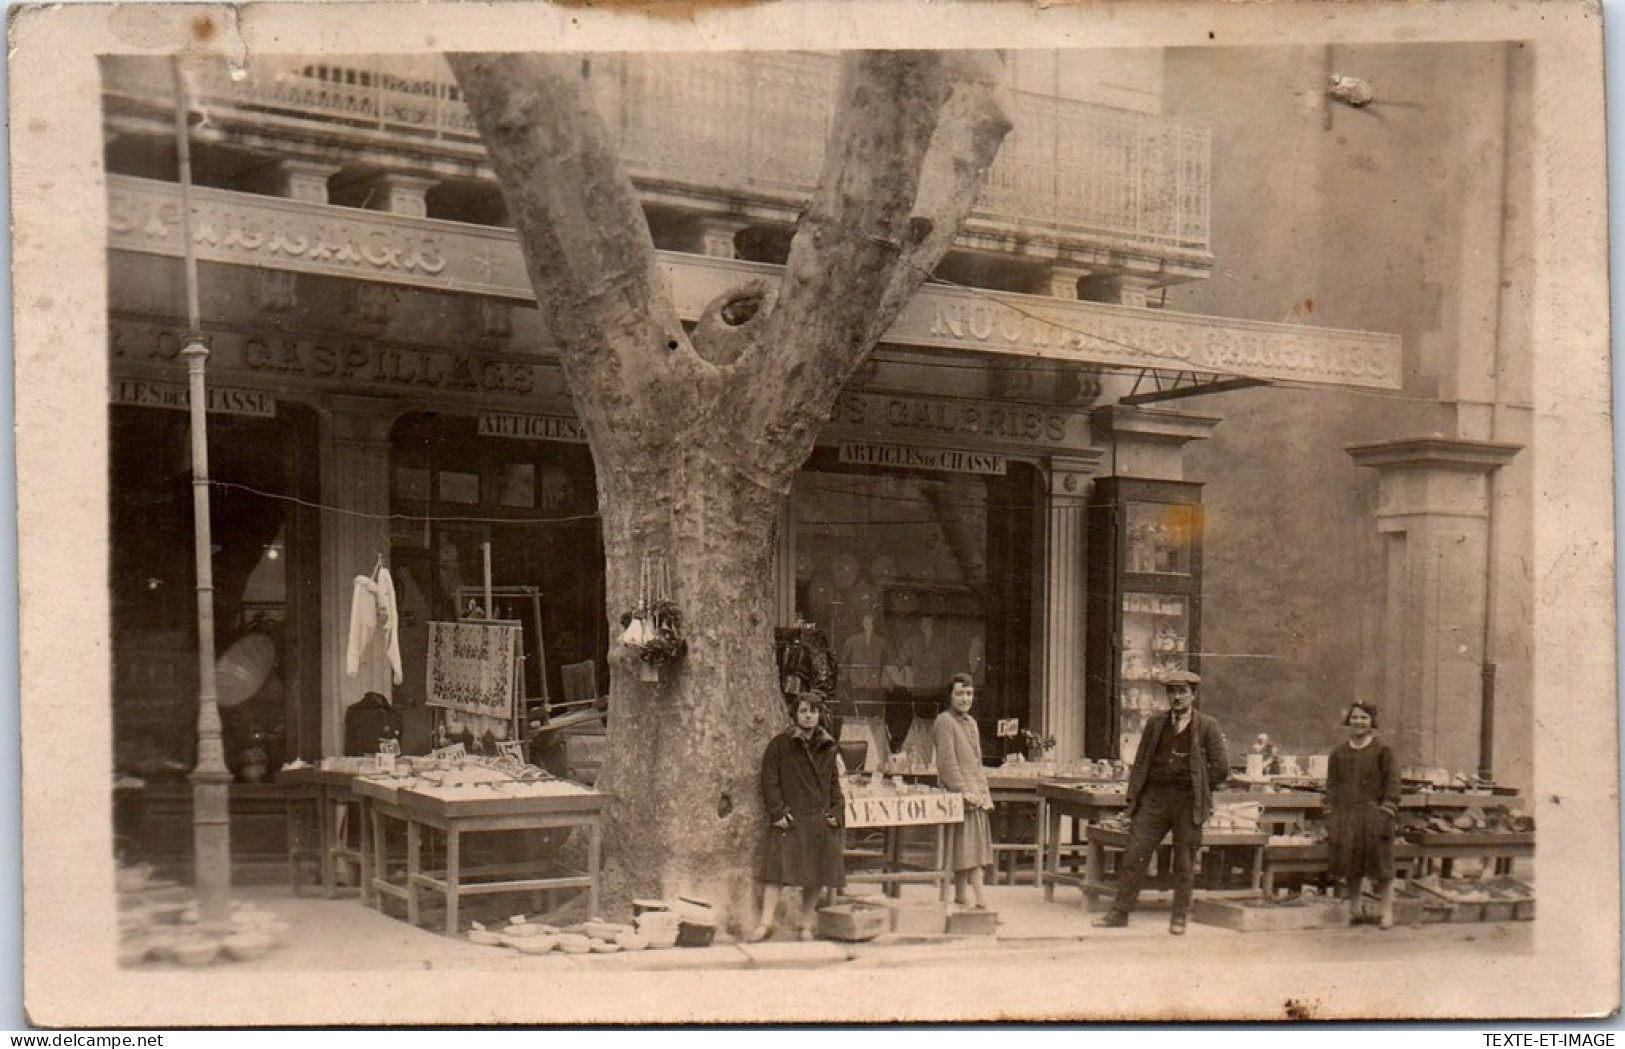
[1085,477,1204,759]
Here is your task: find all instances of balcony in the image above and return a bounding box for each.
[103,53,1211,265]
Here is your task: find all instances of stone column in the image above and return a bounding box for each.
[1092,405,1222,481]
[319,396,398,755]
[1347,438,1521,772]
[1043,453,1104,761]
[1045,266,1090,301]
[234,159,340,204]
[344,173,438,218]
[696,219,746,260]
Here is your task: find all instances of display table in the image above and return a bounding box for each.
[985,774,1069,886]
[897,770,1098,885]
[1040,782,1531,900]
[353,777,607,936]
[279,767,373,904]
[1038,783,1325,903]
[842,789,963,900]
[1406,831,1535,877]
[1076,825,1269,913]
[1259,840,1426,896]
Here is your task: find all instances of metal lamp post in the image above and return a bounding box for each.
[173,57,233,930]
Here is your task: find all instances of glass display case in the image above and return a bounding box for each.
[1085,478,1204,758]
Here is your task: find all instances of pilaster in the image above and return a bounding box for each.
[1043,452,1105,761]
[341,173,438,218]
[1347,437,1521,772]
[1092,405,1222,481]
[696,219,746,259]
[233,159,340,204]
[320,396,399,755]
[1045,266,1090,300]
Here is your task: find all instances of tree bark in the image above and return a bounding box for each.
[450,50,1011,928]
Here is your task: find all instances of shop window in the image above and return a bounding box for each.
[109,404,320,787]
[389,414,607,719]
[791,450,1037,758]
[438,470,482,505]
[498,463,535,509]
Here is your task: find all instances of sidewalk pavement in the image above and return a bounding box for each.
[214,880,1533,974]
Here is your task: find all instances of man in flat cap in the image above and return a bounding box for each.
[1093,669,1230,935]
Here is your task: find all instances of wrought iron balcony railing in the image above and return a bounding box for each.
[105,53,1211,254]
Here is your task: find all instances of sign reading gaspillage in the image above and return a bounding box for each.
[844,791,965,828]
[426,621,520,720]
[109,378,277,417]
[840,443,1007,476]
[478,412,588,444]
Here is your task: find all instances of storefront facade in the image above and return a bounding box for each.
[102,52,1423,873]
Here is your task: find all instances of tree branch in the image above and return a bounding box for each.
[745,50,1012,480]
[448,53,696,453]
[871,51,1013,329]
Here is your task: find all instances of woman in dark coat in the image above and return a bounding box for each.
[749,693,845,942]
[1325,701,1402,928]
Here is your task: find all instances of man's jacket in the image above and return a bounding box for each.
[1124,710,1230,826]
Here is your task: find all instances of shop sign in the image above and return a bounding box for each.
[109,176,1402,391]
[478,412,587,444]
[832,391,1075,447]
[839,443,1007,476]
[109,377,276,417]
[112,321,540,398]
[844,791,965,829]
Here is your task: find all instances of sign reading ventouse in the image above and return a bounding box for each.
[840,443,1007,476]
[844,791,965,829]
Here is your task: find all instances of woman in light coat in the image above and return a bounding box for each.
[933,671,994,909]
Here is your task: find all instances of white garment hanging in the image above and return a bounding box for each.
[345,575,375,678]
[345,568,404,685]
[375,567,402,685]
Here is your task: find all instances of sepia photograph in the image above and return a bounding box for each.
[9,0,1618,1026]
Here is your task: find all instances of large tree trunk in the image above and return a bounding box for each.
[450,50,1010,929]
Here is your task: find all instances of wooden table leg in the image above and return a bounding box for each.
[444,827,461,936]
[997,803,1012,885]
[285,795,303,896]
[587,820,602,920]
[319,793,337,898]
[885,828,902,899]
[1043,805,1062,902]
[1034,797,1048,890]
[368,804,385,910]
[360,805,375,909]
[406,819,421,928]
[1083,834,1104,912]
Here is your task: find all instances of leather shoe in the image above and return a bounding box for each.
[1169,914,1188,936]
[1092,911,1130,928]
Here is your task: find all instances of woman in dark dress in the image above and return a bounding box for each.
[1325,701,1401,928]
[749,693,845,942]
